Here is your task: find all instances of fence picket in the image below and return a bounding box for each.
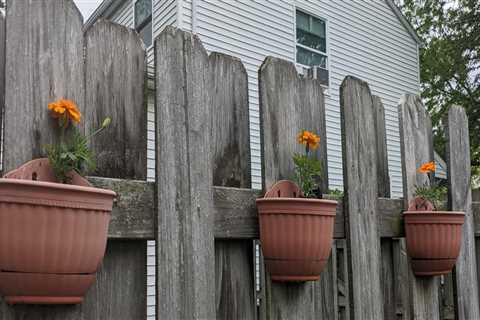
[0,10,4,147]
[209,52,256,320]
[258,56,333,319]
[155,27,215,320]
[340,76,383,319]
[446,105,480,320]
[398,94,440,320]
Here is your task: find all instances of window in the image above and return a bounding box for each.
[296,10,329,86]
[135,0,152,47]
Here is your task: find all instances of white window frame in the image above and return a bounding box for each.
[133,0,154,50]
[294,7,330,90]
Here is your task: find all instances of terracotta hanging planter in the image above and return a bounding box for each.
[0,159,115,304]
[404,197,465,276]
[256,180,337,282]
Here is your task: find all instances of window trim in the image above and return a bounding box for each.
[294,7,330,88]
[133,0,153,49]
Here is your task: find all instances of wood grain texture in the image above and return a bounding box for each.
[85,19,147,180]
[209,52,256,320]
[373,95,397,320]
[259,56,328,194]
[372,96,390,198]
[81,17,148,320]
[0,10,4,148]
[155,26,215,320]
[398,94,440,320]
[88,177,155,240]
[258,56,332,320]
[446,105,480,320]
[340,76,383,320]
[3,0,85,173]
[0,241,146,320]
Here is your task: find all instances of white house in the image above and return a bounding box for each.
[87,1,426,318]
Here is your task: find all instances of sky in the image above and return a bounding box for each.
[73,0,103,21]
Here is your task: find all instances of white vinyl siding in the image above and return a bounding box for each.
[181,0,420,197]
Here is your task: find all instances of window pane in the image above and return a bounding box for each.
[135,0,152,29]
[296,11,310,32]
[139,21,152,47]
[296,11,326,53]
[297,29,326,52]
[296,46,327,68]
[311,17,325,38]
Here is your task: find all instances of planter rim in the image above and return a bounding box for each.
[257,198,338,205]
[403,210,464,216]
[0,178,116,197]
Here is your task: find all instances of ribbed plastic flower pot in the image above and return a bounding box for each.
[256,180,337,282]
[0,159,115,304]
[404,198,465,276]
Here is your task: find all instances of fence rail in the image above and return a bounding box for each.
[1,1,479,320]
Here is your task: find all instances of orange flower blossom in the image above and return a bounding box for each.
[48,99,81,124]
[297,130,320,150]
[418,161,436,174]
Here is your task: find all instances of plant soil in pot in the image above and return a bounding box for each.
[404,197,465,276]
[0,158,116,304]
[257,180,337,282]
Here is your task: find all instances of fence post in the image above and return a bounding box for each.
[340,76,383,319]
[446,105,480,320]
[209,52,257,320]
[398,94,440,319]
[155,26,215,320]
[258,56,334,319]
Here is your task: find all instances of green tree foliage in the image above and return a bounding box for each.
[399,0,480,184]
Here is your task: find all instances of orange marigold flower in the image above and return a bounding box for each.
[418,161,436,174]
[48,99,81,124]
[297,130,320,150]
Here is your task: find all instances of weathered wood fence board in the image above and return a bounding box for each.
[258,57,334,320]
[85,19,147,179]
[3,0,85,173]
[446,105,480,319]
[209,53,256,320]
[0,11,4,139]
[399,94,440,319]
[83,19,148,320]
[155,27,215,320]
[340,76,383,319]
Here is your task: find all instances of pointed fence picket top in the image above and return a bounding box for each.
[0,1,148,318]
[446,105,480,320]
[258,56,335,320]
[398,94,440,319]
[3,0,85,173]
[340,76,383,320]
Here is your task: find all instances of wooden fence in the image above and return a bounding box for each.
[1,1,480,319]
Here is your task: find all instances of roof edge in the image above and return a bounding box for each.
[385,0,423,47]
